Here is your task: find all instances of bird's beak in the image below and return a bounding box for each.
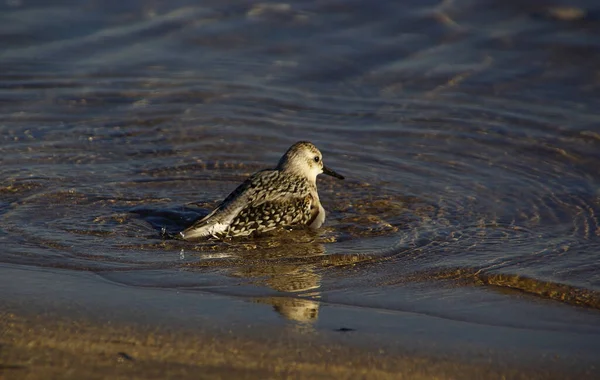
[323,165,345,180]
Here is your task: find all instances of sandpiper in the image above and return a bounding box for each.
[180,141,344,240]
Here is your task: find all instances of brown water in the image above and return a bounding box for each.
[1,0,600,356]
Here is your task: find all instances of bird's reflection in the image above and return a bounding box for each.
[229,233,326,324]
[182,230,375,324]
[258,297,320,324]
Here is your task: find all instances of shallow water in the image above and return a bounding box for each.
[1,0,600,333]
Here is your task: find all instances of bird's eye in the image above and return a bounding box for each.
[314,156,320,163]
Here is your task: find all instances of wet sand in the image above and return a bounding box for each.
[0,313,510,380]
[2,311,588,380]
[2,264,599,379]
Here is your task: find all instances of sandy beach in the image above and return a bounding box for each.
[2,264,599,379]
[3,310,590,380]
[0,312,498,380]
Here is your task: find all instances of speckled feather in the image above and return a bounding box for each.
[180,141,344,240]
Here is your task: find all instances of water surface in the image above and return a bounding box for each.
[1,0,600,339]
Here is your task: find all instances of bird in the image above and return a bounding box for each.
[180,141,344,240]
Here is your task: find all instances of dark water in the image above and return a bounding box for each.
[1,0,600,331]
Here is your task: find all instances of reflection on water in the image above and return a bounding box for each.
[219,235,325,324]
[179,233,377,323]
[259,297,320,324]
[1,0,600,329]
[218,236,325,324]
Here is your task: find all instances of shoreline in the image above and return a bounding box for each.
[2,311,585,380]
[1,263,599,379]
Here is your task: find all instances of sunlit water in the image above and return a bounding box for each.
[1,0,600,326]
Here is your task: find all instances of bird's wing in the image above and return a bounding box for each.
[181,170,310,239]
[226,194,315,236]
